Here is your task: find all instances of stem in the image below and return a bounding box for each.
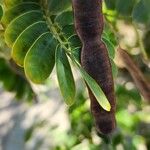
[42,0,72,54]
[47,17,69,51]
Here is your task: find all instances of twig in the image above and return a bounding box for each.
[117,47,150,102]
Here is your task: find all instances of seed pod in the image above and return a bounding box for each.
[72,0,103,42]
[72,0,116,134]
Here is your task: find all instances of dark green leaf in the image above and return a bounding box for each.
[12,21,49,66]
[24,32,57,83]
[110,58,118,78]
[0,4,3,20]
[132,0,150,24]
[143,30,150,59]
[24,126,34,142]
[102,37,115,59]
[62,25,76,38]
[55,11,73,28]
[4,0,40,8]
[104,0,117,10]
[68,34,81,49]
[72,47,81,63]
[56,46,76,106]
[2,2,41,26]
[116,0,135,16]
[48,0,71,15]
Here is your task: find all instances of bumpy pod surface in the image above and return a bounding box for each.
[72,0,116,134]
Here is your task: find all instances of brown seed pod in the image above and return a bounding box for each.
[72,0,103,42]
[72,0,116,134]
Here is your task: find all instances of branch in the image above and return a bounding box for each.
[117,47,150,102]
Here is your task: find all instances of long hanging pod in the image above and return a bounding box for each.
[72,0,116,134]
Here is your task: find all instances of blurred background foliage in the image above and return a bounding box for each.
[0,0,150,150]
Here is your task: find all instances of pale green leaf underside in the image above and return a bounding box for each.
[56,47,76,106]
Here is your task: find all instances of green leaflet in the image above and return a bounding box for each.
[132,0,150,25]
[0,4,3,20]
[48,0,71,15]
[4,10,44,47]
[2,2,41,26]
[55,11,73,28]
[116,0,136,16]
[68,34,81,50]
[72,47,81,63]
[4,0,40,8]
[56,46,76,106]
[24,32,57,84]
[62,25,76,38]
[72,57,111,111]
[110,58,118,78]
[104,0,116,10]
[12,21,49,67]
[102,37,115,59]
